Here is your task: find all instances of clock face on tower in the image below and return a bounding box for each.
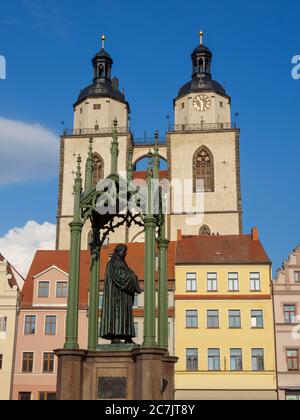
[193,95,211,111]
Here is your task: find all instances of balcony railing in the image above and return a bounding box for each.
[63,127,129,136]
[168,122,237,132]
[133,137,167,146]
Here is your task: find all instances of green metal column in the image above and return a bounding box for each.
[88,234,100,352]
[158,217,169,349]
[143,154,157,348]
[64,157,83,350]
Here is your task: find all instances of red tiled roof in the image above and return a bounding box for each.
[133,171,169,183]
[176,235,271,265]
[21,242,176,308]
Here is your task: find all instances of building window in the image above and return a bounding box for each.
[99,293,104,308]
[251,310,264,328]
[39,392,56,401]
[56,282,68,298]
[93,104,101,110]
[80,108,83,114]
[186,273,197,292]
[134,322,139,338]
[286,393,300,401]
[193,146,215,193]
[133,295,139,308]
[181,103,185,109]
[186,349,198,371]
[45,316,57,336]
[0,354,3,370]
[228,273,239,291]
[19,392,32,401]
[284,305,297,324]
[230,349,243,371]
[22,352,34,373]
[43,353,55,374]
[250,273,261,291]
[287,350,299,372]
[38,282,50,298]
[24,315,36,335]
[207,273,217,291]
[208,349,220,371]
[220,101,223,108]
[294,272,300,284]
[186,310,198,328]
[207,310,219,329]
[92,153,104,188]
[95,124,99,131]
[229,310,241,329]
[0,316,7,332]
[252,349,264,371]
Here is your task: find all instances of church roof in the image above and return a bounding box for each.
[176,234,271,265]
[75,81,128,106]
[177,78,226,99]
[21,242,176,308]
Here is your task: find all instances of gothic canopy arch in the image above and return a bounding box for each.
[92,153,104,187]
[193,145,215,193]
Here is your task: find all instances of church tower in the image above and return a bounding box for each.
[168,32,242,238]
[56,36,131,250]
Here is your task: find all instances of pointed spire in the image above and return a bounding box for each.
[199,31,204,45]
[85,138,94,192]
[111,118,119,175]
[101,34,106,49]
[153,130,160,179]
[72,155,83,223]
[147,151,154,216]
[127,146,134,182]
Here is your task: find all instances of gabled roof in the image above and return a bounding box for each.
[176,235,271,265]
[21,242,176,308]
[0,253,24,289]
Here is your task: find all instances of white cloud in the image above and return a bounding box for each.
[0,221,56,277]
[0,116,59,185]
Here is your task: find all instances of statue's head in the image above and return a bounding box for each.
[114,244,128,260]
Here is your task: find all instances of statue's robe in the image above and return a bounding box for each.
[100,254,140,340]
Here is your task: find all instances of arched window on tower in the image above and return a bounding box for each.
[198,58,204,73]
[199,225,212,236]
[193,146,215,193]
[92,153,104,188]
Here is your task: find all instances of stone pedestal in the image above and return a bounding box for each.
[55,348,177,401]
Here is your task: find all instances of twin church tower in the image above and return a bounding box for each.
[56,33,242,250]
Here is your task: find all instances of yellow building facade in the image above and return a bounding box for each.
[174,231,278,400]
[0,256,22,400]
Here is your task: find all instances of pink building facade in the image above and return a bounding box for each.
[273,246,300,400]
[13,261,87,401]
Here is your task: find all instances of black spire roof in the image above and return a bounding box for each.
[175,34,228,101]
[74,37,129,110]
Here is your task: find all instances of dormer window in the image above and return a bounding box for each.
[56,282,68,298]
[38,282,50,298]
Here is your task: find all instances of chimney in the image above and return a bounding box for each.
[177,229,183,241]
[251,227,259,241]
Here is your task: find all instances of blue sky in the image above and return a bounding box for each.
[0,0,299,274]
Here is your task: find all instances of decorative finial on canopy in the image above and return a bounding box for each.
[101,34,106,49]
[199,31,204,45]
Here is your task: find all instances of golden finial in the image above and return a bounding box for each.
[199,31,204,45]
[101,34,106,49]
